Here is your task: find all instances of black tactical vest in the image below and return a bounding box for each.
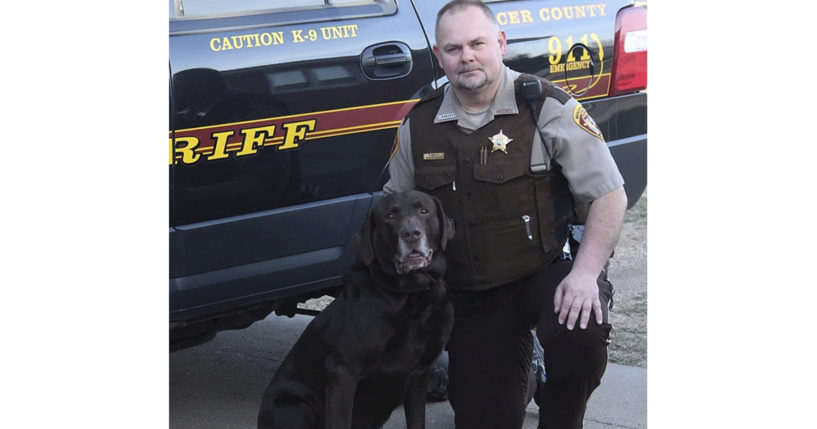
[408,75,576,290]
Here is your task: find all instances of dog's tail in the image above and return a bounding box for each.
[258,381,322,429]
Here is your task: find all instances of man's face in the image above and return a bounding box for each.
[433,5,507,93]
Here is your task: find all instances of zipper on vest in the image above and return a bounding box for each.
[521,215,533,240]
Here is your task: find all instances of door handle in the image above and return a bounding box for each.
[363,52,410,67]
[361,42,413,79]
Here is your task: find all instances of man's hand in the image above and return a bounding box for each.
[553,186,627,330]
[553,270,602,330]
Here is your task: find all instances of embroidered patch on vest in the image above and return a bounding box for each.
[423,152,445,161]
[436,112,456,121]
[572,105,604,141]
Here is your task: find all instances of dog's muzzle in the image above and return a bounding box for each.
[394,248,433,274]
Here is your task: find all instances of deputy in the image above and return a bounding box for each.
[383,1,628,428]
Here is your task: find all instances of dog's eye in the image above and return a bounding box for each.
[419,208,429,215]
[385,213,396,220]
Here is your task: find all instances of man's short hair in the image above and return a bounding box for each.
[435,0,498,40]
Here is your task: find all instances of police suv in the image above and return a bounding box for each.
[169,0,647,350]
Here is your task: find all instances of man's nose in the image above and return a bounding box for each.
[461,46,476,62]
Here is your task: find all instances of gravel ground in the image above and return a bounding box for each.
[607,191,648,367]
[300,191,648,367]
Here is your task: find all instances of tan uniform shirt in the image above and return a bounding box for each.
[384,67,624,202]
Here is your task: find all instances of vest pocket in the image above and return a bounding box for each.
[472,159,527,184]
[415,166,455,191]
[472,161,530,220]
[468,217,548,285]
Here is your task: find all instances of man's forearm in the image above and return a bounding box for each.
[572,186,628,276]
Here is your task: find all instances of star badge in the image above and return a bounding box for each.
[489,130,513,153]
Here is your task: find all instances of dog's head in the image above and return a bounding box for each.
[352,191,455,277]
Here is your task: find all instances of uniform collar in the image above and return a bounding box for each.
[433,67,521,126]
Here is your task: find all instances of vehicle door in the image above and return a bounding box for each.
[169,0,435,320]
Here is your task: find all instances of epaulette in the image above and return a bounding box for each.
[419,83,446,102]
[405,83,447,115]
[514,73,573,106]
[545,84,572,105]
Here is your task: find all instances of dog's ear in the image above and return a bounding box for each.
[351,211,376,265]
[432,196,455,251]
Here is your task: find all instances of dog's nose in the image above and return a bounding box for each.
[400,226,424,242]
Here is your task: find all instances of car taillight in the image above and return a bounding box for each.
[610,6,647,95]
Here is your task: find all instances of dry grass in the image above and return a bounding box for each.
[607,192,648,367]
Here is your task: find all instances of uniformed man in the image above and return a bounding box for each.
[383,1,628,428]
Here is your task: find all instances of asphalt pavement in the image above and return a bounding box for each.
[170,314,646,428]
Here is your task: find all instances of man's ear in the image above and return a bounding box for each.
[351,211,376,265]
[432,44,443,67]
[433,196,455,251]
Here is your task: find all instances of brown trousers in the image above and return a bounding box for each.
[446,259,613,429]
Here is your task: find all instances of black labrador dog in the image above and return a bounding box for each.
[258,190,455,429]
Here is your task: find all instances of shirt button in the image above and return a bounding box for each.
[497,174,504,181]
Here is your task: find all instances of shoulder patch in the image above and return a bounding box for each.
[572,104,604,141]
[388,134,400,162]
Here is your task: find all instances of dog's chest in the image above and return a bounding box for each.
[376,298,452,372]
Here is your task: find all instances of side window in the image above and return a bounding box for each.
[172,0,378,19]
